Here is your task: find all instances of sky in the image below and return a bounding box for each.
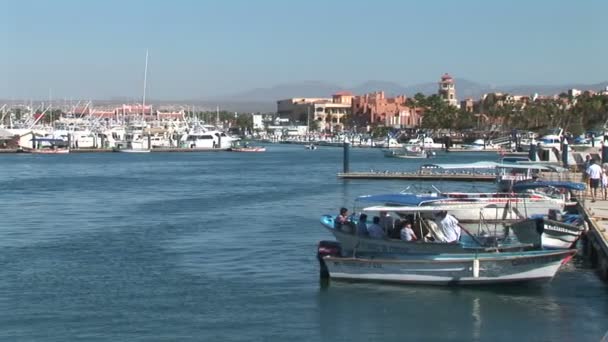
[1,0,605,100]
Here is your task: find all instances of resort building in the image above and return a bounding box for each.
[276,93,352,132]
[351,91,421,130]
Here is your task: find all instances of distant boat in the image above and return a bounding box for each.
[305,144,317,150]
[229,146,266,152]
[383,146,430,158]
[114,148,151,153]
[25,148,70,154]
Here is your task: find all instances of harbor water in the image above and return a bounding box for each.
[1,145,606,341]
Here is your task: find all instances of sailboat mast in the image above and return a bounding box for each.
[142,49,149,118]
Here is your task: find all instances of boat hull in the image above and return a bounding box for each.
[114,148,151,153]
[230,147,266,152]
[319,248,575,286]
[26,149,70,154]
[510,218,585,249]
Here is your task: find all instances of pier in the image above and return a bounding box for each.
[582,199,608,280]
[337,172,496,181]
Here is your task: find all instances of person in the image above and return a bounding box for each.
[602,168,608,201]
[587,159,602,202]
[335,207,349,229]
[434,211,461,243]
[379,211,394,234]
[583,155,592,175]
[367,216,385,239]
[400,222,417,241]
[356,213,369,237]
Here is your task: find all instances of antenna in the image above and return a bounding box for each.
[142,49,149,117]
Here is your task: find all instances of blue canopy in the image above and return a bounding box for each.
[512,181,586,191]
[356,193,442,206]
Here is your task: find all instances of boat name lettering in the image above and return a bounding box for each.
[511,255,557,266]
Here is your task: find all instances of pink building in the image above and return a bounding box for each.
[351,91,421,129]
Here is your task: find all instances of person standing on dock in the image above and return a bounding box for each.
[586,159,602,202]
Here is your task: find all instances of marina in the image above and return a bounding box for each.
[1,144,607,341]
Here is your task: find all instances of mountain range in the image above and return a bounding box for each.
[204,79,608,112]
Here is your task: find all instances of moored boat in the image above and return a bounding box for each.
[317,240,575,286]
[25,148,70,154]
[510,213,586,249]
[230,146,266,152]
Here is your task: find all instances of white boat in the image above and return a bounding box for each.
[182,127,239,149]
[423,160,569,192]
[317,241,575,286]
[383,145,430,159]
[538,128,565,149]
[374,137,402,149]
[461,139,500,151]
[403,135,444,150]
[305,144,317,150]
[115,148,151,153]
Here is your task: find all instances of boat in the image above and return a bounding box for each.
[230,146,266,152]
[305,144,317,150]
[317,240,575,286]
[25,147,70,154]
[383,145,431,159]
[510,212,586,249]
[403,135,444,150]
[423,161,569,192]
[461,139,500,151]
[114,148,151,153]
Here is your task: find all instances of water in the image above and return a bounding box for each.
[0,145,606,341]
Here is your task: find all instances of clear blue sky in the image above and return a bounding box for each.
[1,0,605,100]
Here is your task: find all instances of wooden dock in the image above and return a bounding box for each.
[581,197,608,281]
[0,148,231,154]
[337,172,496,181]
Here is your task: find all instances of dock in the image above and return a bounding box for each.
[581,198,608,280]
[0,147,231,154]
[337,172,496,181]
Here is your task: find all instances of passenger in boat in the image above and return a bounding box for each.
[335,207,350,230]
[434,211,461,243]
[379,211,394,234]
[389,219,402,239]
[356,213,369,236]
[400,222,417,241]
[367,216,385,239]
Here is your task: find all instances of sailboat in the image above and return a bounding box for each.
[116,49,152,153]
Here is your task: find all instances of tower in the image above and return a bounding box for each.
[438,73,458,107]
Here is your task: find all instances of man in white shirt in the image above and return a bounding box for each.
[587,159,602,202]
[435,211,461,243]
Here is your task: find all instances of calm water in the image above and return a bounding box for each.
[0,145,606,341]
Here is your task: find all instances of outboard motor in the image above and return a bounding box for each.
[317,240,342,279]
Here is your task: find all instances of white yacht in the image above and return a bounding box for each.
[182,126,239,149]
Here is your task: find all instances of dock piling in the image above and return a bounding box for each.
[528,143,537,161]
[343,142,350,173]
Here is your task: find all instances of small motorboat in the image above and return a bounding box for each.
[229,146,266,152]
[305,144,317,150]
